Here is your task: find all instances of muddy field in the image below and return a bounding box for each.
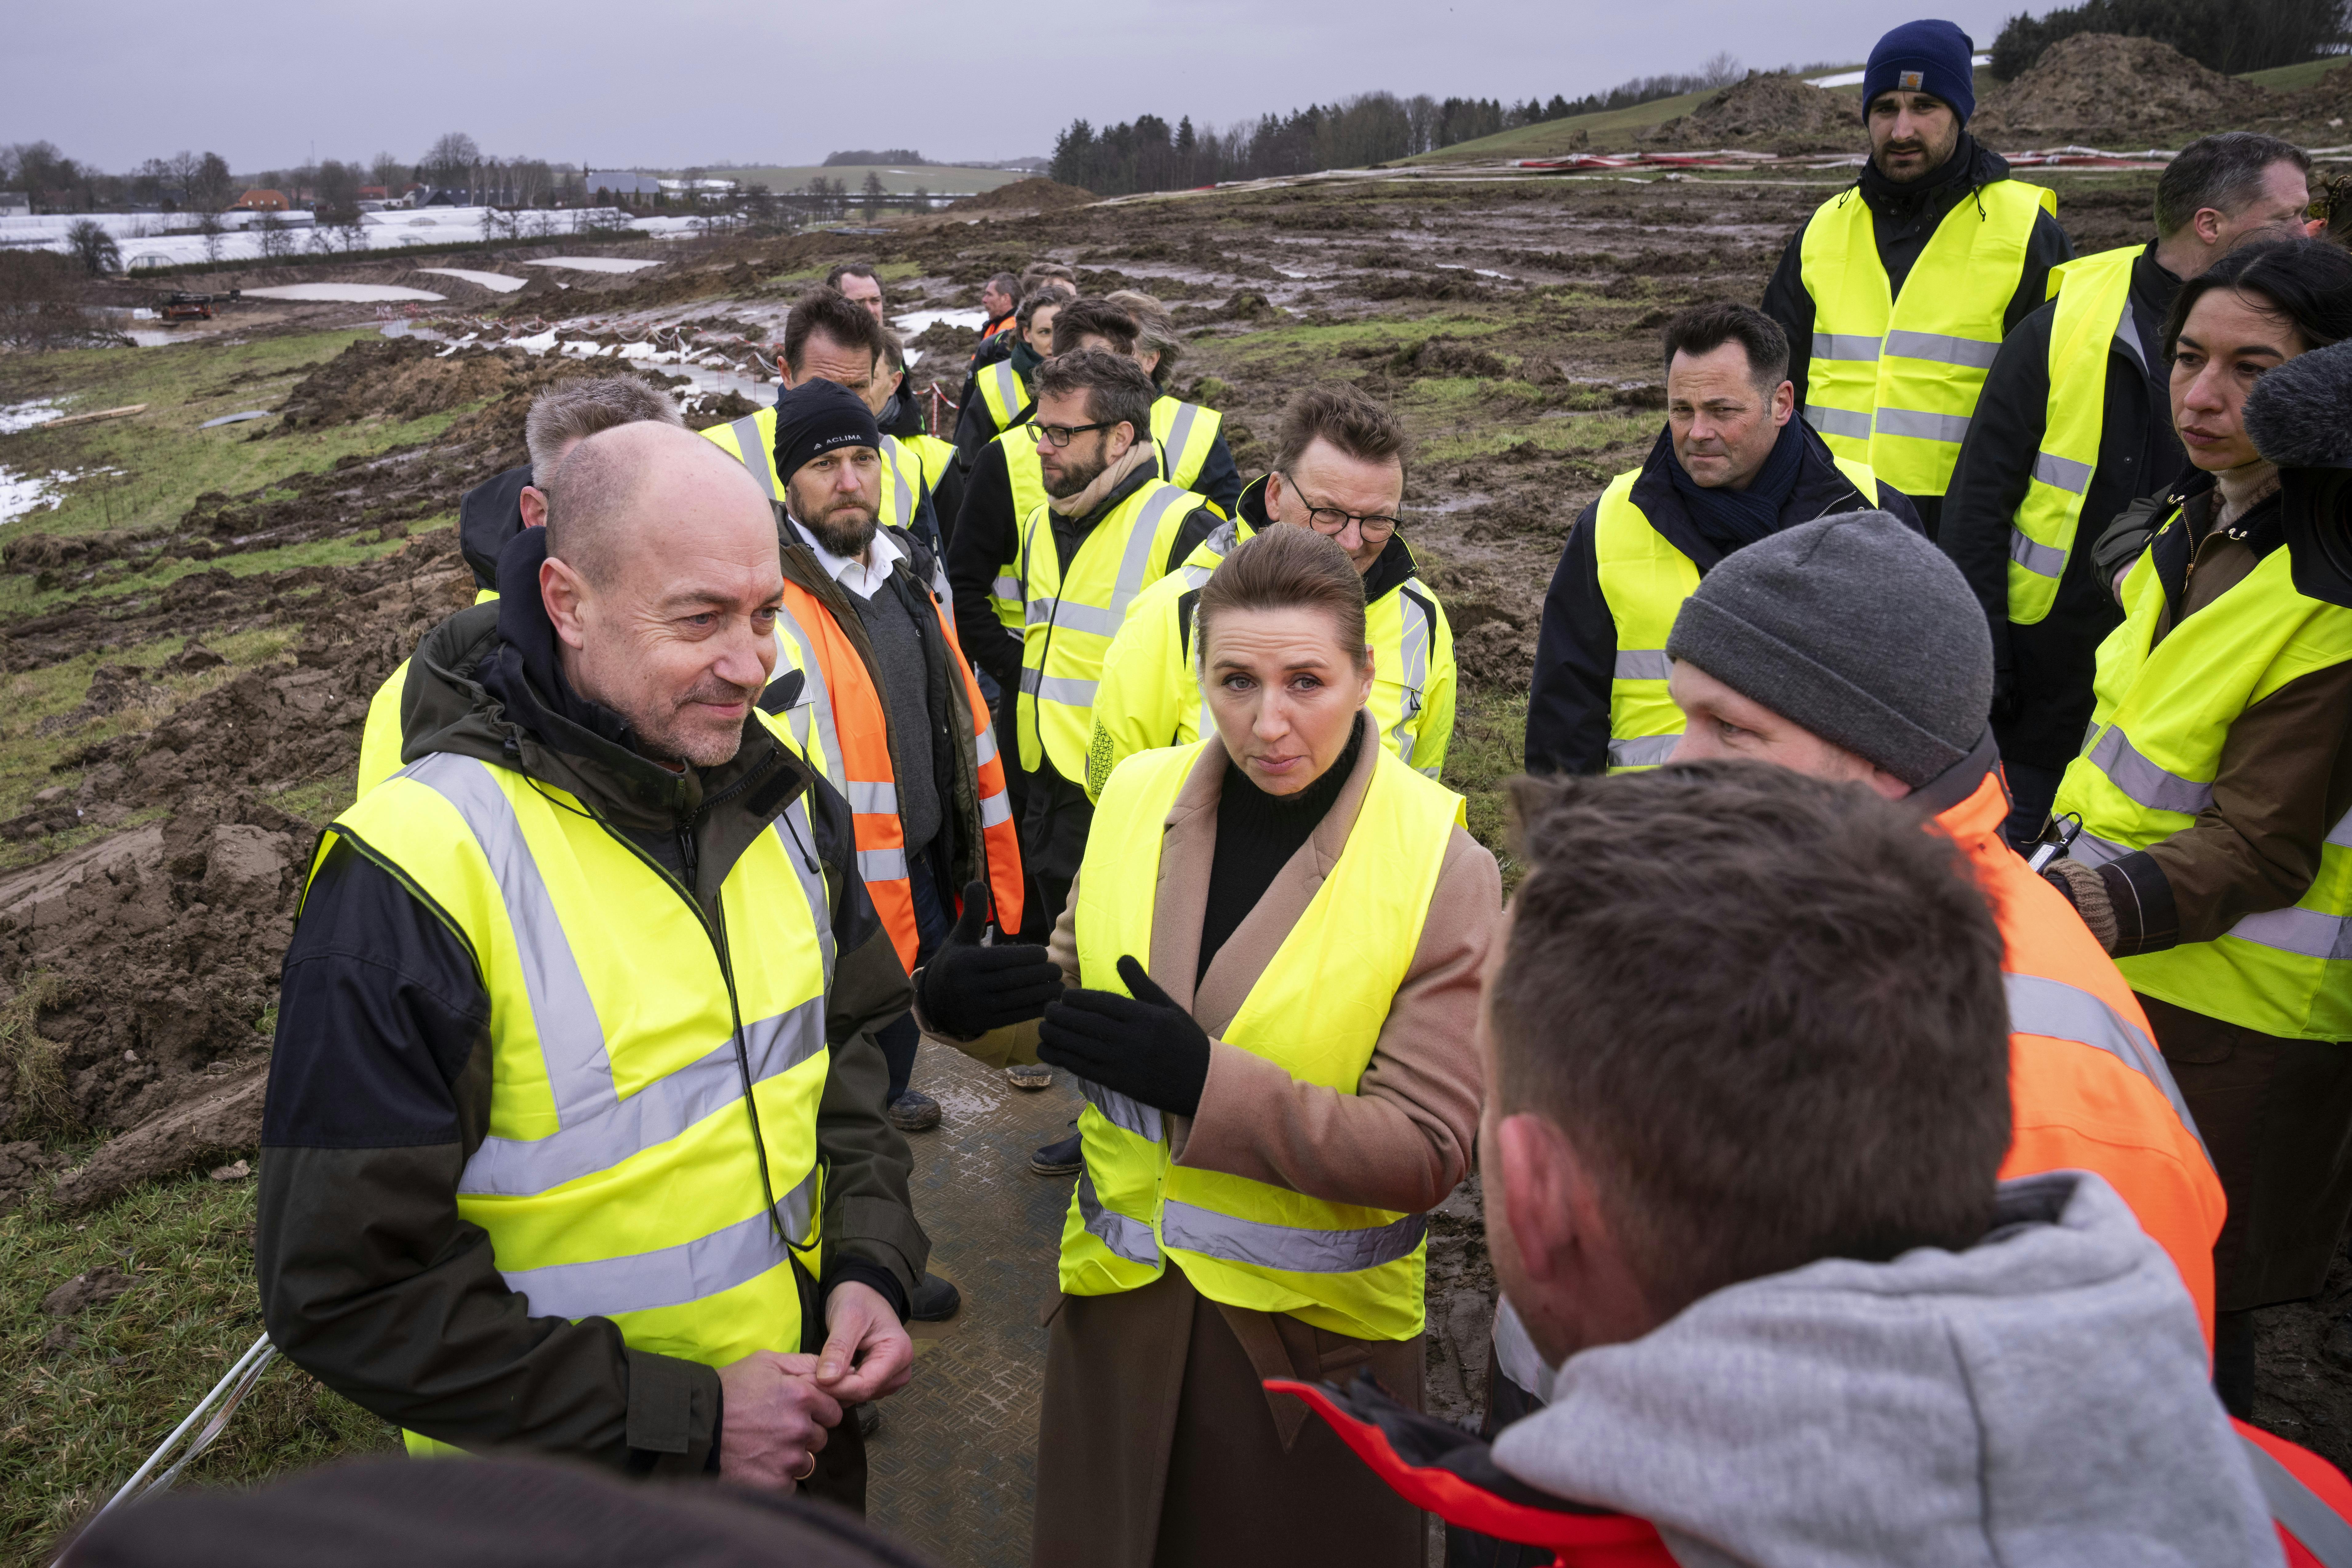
[0,158,2341,1548]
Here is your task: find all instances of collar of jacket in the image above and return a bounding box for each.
[2131,241,2186,328]
[1855,131,2006,219]
[1627,422,1874,575]
[1236,472,1421,601]
[880,370,924,438]
[1049,439,1158,528]
[2150,468,2287,601]
[457,465,531,593]
[405,527,813,890]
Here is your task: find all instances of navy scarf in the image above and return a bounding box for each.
[1665,419,1807,551]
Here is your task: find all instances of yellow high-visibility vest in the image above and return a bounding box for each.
[2008,245,2139,625]
[1152,395,1222,497]
[1798,179,2055,500]
[1015,479,1201,779]
[972,360,1030,438]
[319,746,836,1456]
[2054,512,2352,1041]
[1085,532,1457,799]
[701,411,928,538]
[1591,453,1883,772]
[1063,738,1464,1340]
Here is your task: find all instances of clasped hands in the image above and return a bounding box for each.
[716,1279,910,1490]
[919,881,1209,1116]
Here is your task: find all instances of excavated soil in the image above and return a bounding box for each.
[1974,34,2265,144]
[949,178,1095,213]
[1639,72,1861,152]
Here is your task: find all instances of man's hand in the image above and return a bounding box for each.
[915,880,1062,1037]
[813,1280,914,1405]
[716,1350,841,1490]
[1037,956,1211,1116]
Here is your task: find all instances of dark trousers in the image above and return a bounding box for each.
[2002,759,2064,854]
[1020,764,1093,943]
[877,847,954,1105]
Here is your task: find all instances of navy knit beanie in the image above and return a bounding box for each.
[771,378,879,488]
[1864,20,1977,124]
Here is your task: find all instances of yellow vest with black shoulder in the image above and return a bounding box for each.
[317,747,838,1455]
[1063,738,1464,1340]
[992,427,1052,636]
[1592,453,1882,771]
[972,360,1031,438]
[1799,179,2055,500]
[2053,510,2352,1040]
[701,411,928,538]
[904,432,956,495]
[1152,395,1222,500]
[1016,478,1201,779]
[2008,245,2140,625]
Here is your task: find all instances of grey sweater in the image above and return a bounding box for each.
[1491,1172,2280,1568]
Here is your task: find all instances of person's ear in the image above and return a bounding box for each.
[1356,644,1377,704]
[1496,1111,1582,1286]
[1110,421,1136,460]
[518,484,548,530]
[2194,205,2226,248]
[541,554,592,652]
[1771,378,1795,426]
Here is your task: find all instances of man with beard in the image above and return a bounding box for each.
[1760,18,2073,538]
[952,280,1074,468]
[768,381,1022,1187]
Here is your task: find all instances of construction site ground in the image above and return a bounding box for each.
[0,156,2343,1563]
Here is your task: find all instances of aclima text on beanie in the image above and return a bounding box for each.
[1663,510,1994,790]
[771,379,880,490]
[1864,20,1977,124]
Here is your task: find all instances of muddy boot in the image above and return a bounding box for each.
[887,1089,941,1132]
[910,1272,962,1322]
[1029,1131,1083,1177]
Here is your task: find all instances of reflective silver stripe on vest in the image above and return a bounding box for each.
[2067,828,2132,868]
[1111,487,1192,621]
[1080,1075,1164,1142]
[991,573,1021,601]
[1607,732,1683,768]
[500,1200,793,1321]
[729,415,777,500]
[1874,406,1973,444]
[1161,401,1202,479]
[1613,648,1672,682]
[1077,1167,1161,1267]
[402,753,613,1125]
[973,724,998,767]
[1804,404,1873,441]
[772,795,836,984]
[1161,1199,1428,1273]
[2003,972,2209,1159]
[2009,529,2068,579]
[844,780,896,816]
[1020,668,1099,707]
[2031,450,2094,495]
[2245,1434,2352,1568]
[2231,905,2352,961]
[984,363,1024,425]
[881,439,915,532]
[858,847,908,882]
[775,611,841,775]
[1811,332,1881,362]
[459,999,827,1196]
[979,789,1013,828]
[1392,588,1432,768]
[1883,329,2001,370]
[1041,601,1128,638]
[2088,724,2213,817]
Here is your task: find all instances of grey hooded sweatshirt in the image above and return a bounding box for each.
[1491,1172,2281,1568]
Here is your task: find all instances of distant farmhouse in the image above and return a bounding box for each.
[229,189,289,211]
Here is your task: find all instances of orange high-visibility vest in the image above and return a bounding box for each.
[1937,765,2224,1343]
[774,547,1022,968]
[981,314,1015,341]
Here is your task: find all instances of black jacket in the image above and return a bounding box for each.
[1525,425,1923,776]
[457,465,532,592]
[1941,243,2189,772]
[258,529,921,1477]
[945,449,1225,696]
[1760,137,2075,536]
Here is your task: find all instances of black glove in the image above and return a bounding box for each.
[1037,956,1210,1117]
[914,881,1063,1037]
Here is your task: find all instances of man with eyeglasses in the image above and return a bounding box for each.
[1527,301,1920,776]
[1086,382,1457,805]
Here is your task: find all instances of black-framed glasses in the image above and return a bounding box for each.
[1276,471,1400,540]
[1035,421,1114,449]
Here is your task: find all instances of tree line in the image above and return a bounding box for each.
[1990,0,2349,78]
[1047,56,1755,196]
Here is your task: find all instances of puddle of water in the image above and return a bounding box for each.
[414,267,527,293]
[895,307,987,337]
[242,282,448,303]
[529,256,659,274]
[0,399,66,436]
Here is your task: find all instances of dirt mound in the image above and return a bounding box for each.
[1973,34,2262,142]
[1640,72,1859,151]
[275,338,593,431]
[949,178,1094,214]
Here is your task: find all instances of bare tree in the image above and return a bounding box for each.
[255,212,296,261]
[862,171,886,208]
[1702,51,1744,86]
[424,131,481,191]
[64,219,121,276]
[197,209,225,266]
[194,152,233,209]
[370,150,407,194]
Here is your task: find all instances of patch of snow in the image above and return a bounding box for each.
[507,329,560,354]
[1807,54,1986,88]
[415,267,527,293]
[530,256,660,274]
[241,282,446,303]
[612,341,669,360]
[1,465,97,525]
[894,307,988,337]
[0,399,66,436]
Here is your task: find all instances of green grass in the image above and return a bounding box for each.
[1442,686,1528,890]
[1221,317,1510,361]
[0,1170,397,1562]
[2241,57,2349,91]
[0,332,467,547]
[1411,89,1720,162]
[0,512,454,622]
[1421,413,1654,466]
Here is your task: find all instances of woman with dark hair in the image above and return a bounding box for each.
[915,525,1501,1568]
[2047,236,2352,1419]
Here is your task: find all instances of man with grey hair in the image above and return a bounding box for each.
[825,261,885,320]
[1941,131,2319,848]
[979,271,1020,346]
[262,422,925,1508]
[356,373,685,792]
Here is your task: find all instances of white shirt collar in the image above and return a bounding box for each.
[788,514,903,599]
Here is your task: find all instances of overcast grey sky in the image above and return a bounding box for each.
[8,0,2019,174]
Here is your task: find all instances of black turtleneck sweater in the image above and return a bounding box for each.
[1199,712,1365,984]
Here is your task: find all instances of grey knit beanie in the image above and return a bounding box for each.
[1663,511,1993,788]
